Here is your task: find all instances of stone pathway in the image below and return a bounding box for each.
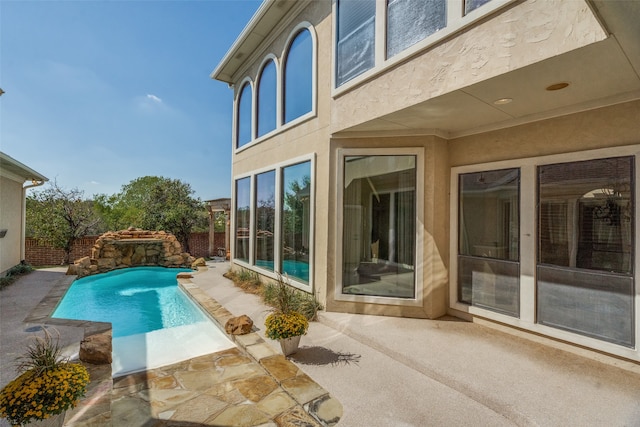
[111,348,337,426]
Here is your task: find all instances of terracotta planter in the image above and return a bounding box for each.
[279,335,302,356]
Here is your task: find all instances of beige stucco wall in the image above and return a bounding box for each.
[326,136,450,319]
[449,99,640,165]
[229,1,333,305]
[0,176,24,275]
[331,0,607,133]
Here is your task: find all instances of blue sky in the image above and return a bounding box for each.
[0,0,262,201]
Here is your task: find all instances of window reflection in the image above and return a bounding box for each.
[539,157,633,274]
[386,0,446,58]
[342,155,416,298]
[257,61,277,137]
[255,171,276,271]
[537,156,634,347]
[237,83,252,148]
[458,168,520,317]
[284,29,313,123]
[235,178,251,262]
[336,0,375,86]
[282,162,311,283]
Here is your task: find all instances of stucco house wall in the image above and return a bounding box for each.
[213,0,640,363]
[0,175,25,275]
[0,152,48,276]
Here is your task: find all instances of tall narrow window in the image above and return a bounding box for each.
[336,0,376,86]
[254,171,276,271]
[257,60,277,137]
[282,161,311,284]
[458,169,520,317]
[237,83,252,148]
[235,177,251,262]
[342,155,416,298]
[284,29,313,124]
[386,0,446,58]
[537,156,634,347]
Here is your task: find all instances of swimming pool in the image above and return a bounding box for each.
[52,267,235,376]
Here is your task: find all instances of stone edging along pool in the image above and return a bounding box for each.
[24,266,342,426]
[177,269,343,426]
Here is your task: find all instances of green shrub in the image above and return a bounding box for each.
[262,274,323,321]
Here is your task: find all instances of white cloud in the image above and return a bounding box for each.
[146,94,162,103]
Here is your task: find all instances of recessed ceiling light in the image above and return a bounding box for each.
[493,98,513,105]
[546,82,570,91]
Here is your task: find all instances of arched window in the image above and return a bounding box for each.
[236,82,252,148]
[283,29,313,124]
[257,59,277,137]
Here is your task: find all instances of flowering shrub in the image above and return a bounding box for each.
[0,330,89,426]
[0,364,89,426]
[264,311,309,340]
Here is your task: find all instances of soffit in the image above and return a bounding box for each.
[0,152,49,183]
[211,0,299,84]
[334,2,640,139]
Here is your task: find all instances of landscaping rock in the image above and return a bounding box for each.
[225,315,254,335]
[80,331,113,365]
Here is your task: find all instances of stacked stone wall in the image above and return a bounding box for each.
[69,228,196,278]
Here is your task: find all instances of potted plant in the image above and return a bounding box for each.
[263,274,310,355]
[264,311,309,355]
[0,329,90,427]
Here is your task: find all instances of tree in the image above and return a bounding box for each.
[95,176,206,253]
[26,181,103,264]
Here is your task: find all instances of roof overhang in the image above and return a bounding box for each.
[0,151,49,185]
[334,0,640,139]
[211,0,301,84]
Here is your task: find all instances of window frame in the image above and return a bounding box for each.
[450,145,640,360]
[331,0,516,93]
[231,153,316,293]
[335,147,424,307]
[234,23,317,155]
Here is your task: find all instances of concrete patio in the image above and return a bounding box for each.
[2,262,640,426]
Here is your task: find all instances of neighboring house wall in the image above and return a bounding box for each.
[0,175,24,275]
[24,232,225,266]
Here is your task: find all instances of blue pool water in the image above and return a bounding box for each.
[53,267,200,338]
[254,259,309,283]
[53,266,235,376]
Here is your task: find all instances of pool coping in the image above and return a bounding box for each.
[24,267,342,426]
[178,270,343,426]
